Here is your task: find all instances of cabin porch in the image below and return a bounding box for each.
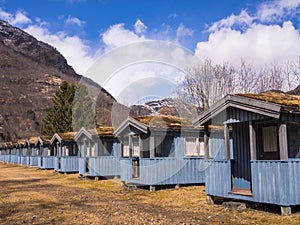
[78,141,120,177]
[120,156,206,187]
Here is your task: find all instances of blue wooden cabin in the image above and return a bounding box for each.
[17,137,39,166]
[193,92,300,215]
[1,143,11,163]
[51,132,79,173]
[75,127,121,179]
[115,116,205,190]
[17,139,29,165]
[36,136,54,169]
[0,143,3,162]
[27,137,39,166]
[10,142,20,164]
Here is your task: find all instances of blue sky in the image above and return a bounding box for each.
[1,0,300,104]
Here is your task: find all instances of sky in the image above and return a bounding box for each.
[1,0,300,105]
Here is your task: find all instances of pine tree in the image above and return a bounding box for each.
[72,83,95,131]
[43,81,75,135]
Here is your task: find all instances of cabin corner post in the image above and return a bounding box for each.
[139,137,143,158]
[149,136,155,159]
[128,135,133,158]
[204,125,209,160]
[279,123,288,160]
[224,124,230,160]
[249,121,257,160]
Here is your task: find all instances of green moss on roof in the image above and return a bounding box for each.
[58,132,76,140]
[133,115,194,129]
[237,91,300,109]
[96,126,114,136]
[39,135,52,143]
[28,137,38,145]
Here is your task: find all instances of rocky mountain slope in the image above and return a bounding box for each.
[0,20,124,141]
[130,98,200,119]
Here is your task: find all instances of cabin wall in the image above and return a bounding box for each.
[78,142,120,176]
[120,137,206,185]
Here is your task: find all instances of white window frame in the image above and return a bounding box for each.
[262,126,278,153]
[185,137,205,157]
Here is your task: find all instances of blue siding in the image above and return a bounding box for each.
[206,160,300,206]
[120,157,206,185]
[38,156,55,169]
[251,160,300,206]
[88,157,120,177]
[54,156,79,173]
[120,137,206,185]
[11,155,20,164]
[3,155,11,162]
[205,160,232,197]
[20,156,28,165]
[29,156,38,166]
[78,142,120,177]
[78,157,85,174]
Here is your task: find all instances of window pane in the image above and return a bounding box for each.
[287,123,300,158]
[132,137,140,157]
[262,126,278,153]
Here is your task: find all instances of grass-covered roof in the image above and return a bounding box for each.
[237,91,300,111]
[133,115,195,129]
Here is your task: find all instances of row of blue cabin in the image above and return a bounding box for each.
[0,92,299,214]
[0,116,206,188]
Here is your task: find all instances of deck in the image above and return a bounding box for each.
[78,156,120,177]
[205,160,300,206]
[54,156,79,173]
[120,157,206,186]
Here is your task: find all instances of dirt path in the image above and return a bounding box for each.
[0,163,299,224]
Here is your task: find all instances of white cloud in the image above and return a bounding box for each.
[0,8,31,25]
[258,0,300,22]
[198,0,300,68]
[65,16,85,27]
[134,19,147,34]
[101,23,145,50]
[176,23,194,38]
[207,10,253,32]
[196,21,300,67]
[25,25,94,75]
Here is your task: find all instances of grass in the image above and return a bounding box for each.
[0,163,300,224]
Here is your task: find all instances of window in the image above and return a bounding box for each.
[131,136,140,157]
[185,137,204,157]
[122,138,130,158]
[287,123,300,158]
[90,142,97,157]
[262,126,278,152]
[155,136,162,157]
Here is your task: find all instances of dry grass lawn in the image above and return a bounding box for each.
[0,163,300,224]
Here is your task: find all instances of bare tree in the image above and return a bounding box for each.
[178,58,300,111]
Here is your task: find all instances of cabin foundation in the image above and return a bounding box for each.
[281,206,291,216]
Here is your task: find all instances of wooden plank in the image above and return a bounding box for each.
[204,126,209,160]
[279,124,288,160]
[224,125,230,160]
[149,136,155,159]
[249,121,257,160]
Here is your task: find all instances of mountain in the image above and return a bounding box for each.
[130,98,200,119]
[288,85,300,95]
[0,20,126,141]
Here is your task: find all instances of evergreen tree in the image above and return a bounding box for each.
[72,83,95,131]
[43,81,75,135]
